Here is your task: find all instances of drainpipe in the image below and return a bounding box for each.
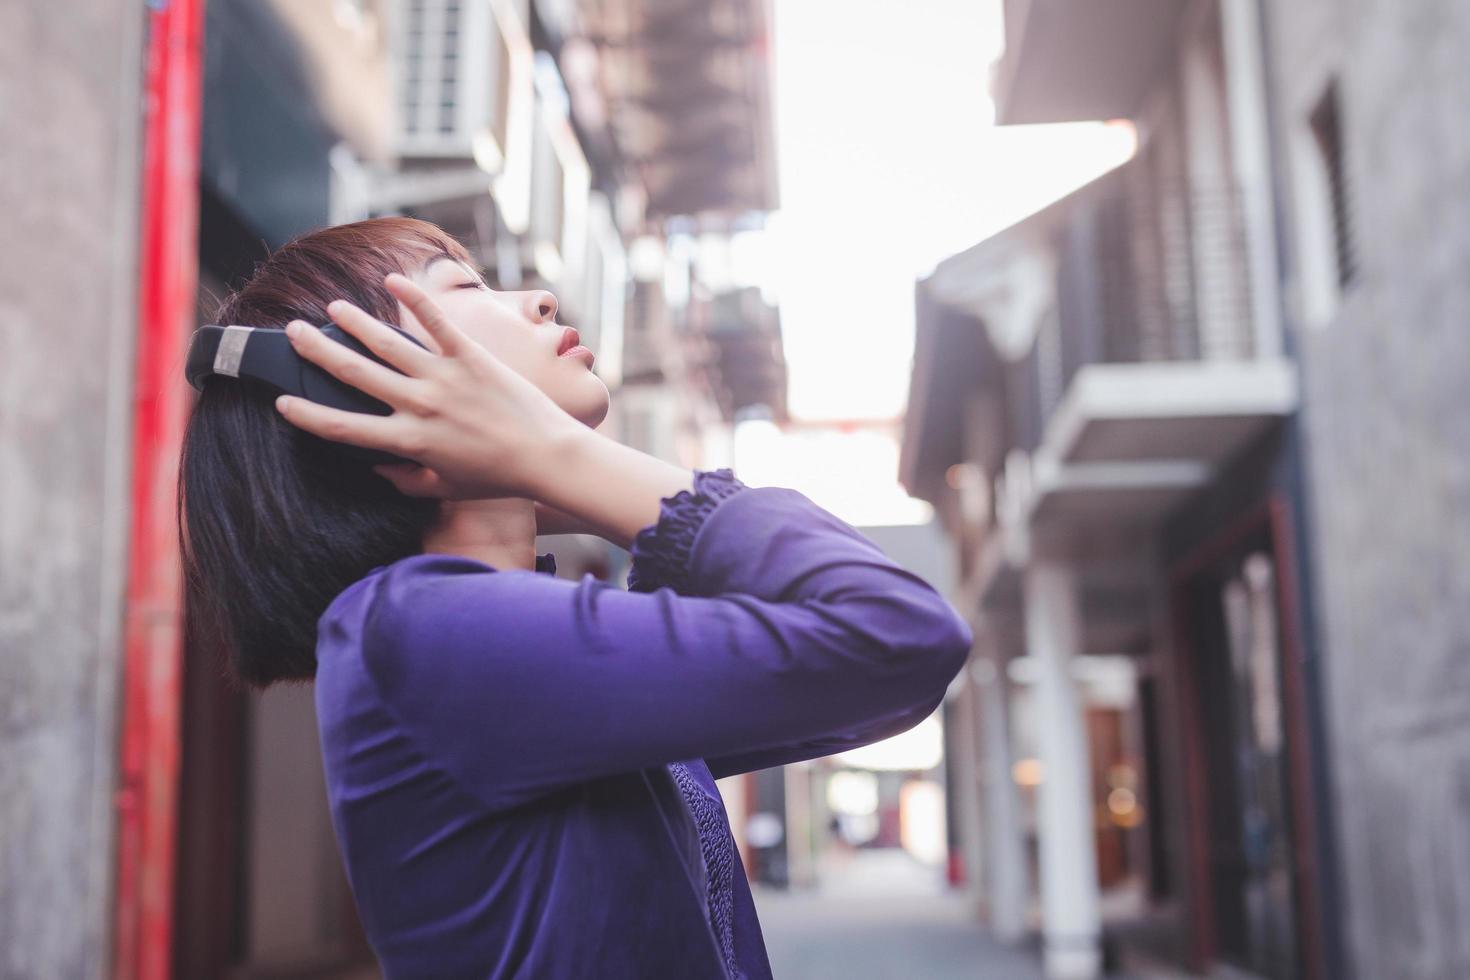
[113,1,204,978]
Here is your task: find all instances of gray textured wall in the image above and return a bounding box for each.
[1265,2,1470,977]
[0,2,144,977]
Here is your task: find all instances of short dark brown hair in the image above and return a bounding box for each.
[178,217,474,687]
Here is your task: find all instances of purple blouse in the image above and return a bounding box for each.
[313,467,972,978]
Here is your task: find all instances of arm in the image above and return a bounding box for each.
[699,692,950,781]
[532,426,698,551]
[533,500,599,537]
[623,471,962,780]
[353,468,973,813]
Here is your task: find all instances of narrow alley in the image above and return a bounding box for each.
[753,850,1046,980]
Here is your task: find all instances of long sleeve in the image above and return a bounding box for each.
[626,469,959,780]
[353,467,973,813]
[698,694,950,780]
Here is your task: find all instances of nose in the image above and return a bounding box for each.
[522,290,558,323]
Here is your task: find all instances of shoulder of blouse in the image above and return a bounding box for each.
[318,548,554,640]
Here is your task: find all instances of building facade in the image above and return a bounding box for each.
[1254,2,1470,978]
[906,1,1470,979]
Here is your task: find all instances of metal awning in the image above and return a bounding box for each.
[994,0,1182,124]
[1029,458,1211,527]
[1016,361,1295,533]
[1040,359,1299,466]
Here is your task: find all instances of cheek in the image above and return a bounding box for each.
[442,296,539,369]
[489,332,547,378]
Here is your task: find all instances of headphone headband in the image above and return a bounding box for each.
[185,322,430,464]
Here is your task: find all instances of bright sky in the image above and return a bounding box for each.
[729,0,1135,524]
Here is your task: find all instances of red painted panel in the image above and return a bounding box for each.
[114,2,205,978]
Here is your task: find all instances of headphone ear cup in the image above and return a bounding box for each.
[297,322,427,414]
[296,323,425,465]
[317,321,430,358]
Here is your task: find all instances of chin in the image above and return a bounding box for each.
[561,375,611,429]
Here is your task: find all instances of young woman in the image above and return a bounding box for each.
[179,216,973,979]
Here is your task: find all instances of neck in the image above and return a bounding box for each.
[420,497,539,571]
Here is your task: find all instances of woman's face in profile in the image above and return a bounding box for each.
[398,255,610,431]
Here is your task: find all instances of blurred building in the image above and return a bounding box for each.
[905,2,1470,980]
[762,517,962,892]
[2,0,779,977]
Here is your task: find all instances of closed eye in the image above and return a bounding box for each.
[457,279,489,291]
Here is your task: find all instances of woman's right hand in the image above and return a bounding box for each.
[274,272,583,501]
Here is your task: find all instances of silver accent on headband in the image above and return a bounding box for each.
[213,325,253,378]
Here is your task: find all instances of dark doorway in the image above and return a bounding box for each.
[1173,502,1314,980]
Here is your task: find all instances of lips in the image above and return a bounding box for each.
[557,326,581,356]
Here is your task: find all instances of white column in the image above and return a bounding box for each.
[1025,560,1102,980]
[975,651,1028,943]
[946,662,985,908]
[783,761,814,888]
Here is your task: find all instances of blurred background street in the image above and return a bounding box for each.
[4,0,1470,978]
[754,849,1050,980]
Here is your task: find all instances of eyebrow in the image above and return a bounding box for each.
[427,255,489,280]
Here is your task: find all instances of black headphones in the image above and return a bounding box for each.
[185,322,430,465]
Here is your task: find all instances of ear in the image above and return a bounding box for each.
[372,462,450,498]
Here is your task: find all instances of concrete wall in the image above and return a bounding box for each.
[0,2,144,976]
[1265,2,1470,977]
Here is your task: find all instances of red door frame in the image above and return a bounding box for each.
[114,1,205,977]
[1168,494,1326,980]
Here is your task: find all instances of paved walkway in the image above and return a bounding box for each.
[750,848,1047,979]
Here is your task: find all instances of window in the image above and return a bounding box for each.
[1292,76,1358,327]
[1309,81,1357,289]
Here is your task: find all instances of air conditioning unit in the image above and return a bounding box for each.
[389,0,535,230]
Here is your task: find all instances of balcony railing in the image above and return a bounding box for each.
[1014,164,1257,450]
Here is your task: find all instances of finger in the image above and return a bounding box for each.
[325,298,438,377]
[384,273,472,357]
[372,462,451,498]
[275,393,413,456]
[285,318,425,410]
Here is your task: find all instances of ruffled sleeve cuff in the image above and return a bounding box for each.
[626,467,748,594]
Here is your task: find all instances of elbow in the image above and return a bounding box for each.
[903,595,973,695]
[834,587,974,698]
[934,603,974,683]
